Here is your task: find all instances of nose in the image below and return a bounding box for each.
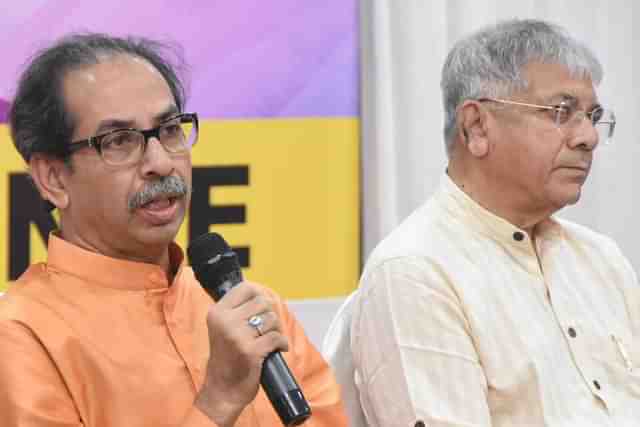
[566,116,599,151]
[139,137,174,178]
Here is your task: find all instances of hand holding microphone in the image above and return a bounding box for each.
[188,233,311,427]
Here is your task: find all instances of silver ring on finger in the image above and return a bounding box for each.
[248,314,264,336]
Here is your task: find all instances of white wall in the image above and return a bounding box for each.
[287,297,346,349]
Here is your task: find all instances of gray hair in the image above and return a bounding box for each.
[440,19,603,155]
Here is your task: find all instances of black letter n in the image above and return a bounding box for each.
[9,173,57,280]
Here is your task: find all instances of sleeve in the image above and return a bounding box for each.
[0,319,84,427]
[615,247,640,339]
[609,242,640,366]
[275,294,349,427]
[351,257,492,427]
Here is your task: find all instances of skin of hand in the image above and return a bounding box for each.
[195,281,289,427]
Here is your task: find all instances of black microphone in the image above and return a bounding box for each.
[187,232,312,426]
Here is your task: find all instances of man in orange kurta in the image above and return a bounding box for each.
[0,33,347,427]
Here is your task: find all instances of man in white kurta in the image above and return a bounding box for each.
[350,19,640,427]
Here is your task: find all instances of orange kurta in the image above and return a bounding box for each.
[0,234,347,427]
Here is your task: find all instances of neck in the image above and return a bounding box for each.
[447,158,553,236]
[58,221,173,277]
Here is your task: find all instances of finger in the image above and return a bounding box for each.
[235,294,276,321]
[255,331,290,356]
[215,282,260,309]
[246,311,281,338]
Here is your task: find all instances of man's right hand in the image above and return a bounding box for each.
[194,282,289,427]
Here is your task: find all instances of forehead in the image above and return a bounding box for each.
[523,62,597,105]
[62,55,175,135]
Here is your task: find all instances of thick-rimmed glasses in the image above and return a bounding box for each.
[478,98,616,145]
[67,112,199,166]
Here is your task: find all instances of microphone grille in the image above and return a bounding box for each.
[187,232,231,266]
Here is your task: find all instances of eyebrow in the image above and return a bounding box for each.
[94,105,180,135]
[547,93,601,111]
[155,105,180,123]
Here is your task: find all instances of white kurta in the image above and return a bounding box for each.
[351,174,640,427]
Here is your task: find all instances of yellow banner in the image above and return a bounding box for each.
[0,118,360,299]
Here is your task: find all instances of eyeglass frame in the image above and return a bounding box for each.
[65,112,199,164]
[476,98,616,142]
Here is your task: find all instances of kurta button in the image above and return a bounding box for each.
[568,327,577,338]
[593,380,601,390]
[513,231,525,241]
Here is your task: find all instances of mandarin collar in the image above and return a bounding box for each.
[46,233,187,290]
[438,173,563,252]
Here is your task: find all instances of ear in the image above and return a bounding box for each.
[29,154,71,210]
[458,100,490,158]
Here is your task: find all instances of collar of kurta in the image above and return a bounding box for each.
[438,173,565,249]
[45,232,186,291]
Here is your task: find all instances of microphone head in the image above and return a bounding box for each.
[187,232,243,301]
[187,232,231,266]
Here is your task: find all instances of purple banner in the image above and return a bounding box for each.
[0,99,8,123]
[0,1,359,123]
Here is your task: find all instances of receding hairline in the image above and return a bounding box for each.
[60,54,180,140]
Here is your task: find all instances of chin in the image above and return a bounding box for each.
[545,180,582,208]
[155,220,183,240]
[554,188,582,208]
[565,196,580,206]
[136,218,183,247]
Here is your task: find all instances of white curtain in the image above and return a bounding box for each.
[361,0,640,272]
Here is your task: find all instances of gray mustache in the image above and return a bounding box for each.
[128,176,189,211]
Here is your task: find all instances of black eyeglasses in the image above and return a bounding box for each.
[67,112,199,166]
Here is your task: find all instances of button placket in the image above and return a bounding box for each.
[561,321,609,403]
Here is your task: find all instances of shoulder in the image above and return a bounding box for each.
[555,218,630,263]
[556,217,618,247]
[0,266,60,357]
[361,198,477,295]
[554,217,637,282]
[367,201,453,264]
[0,264,52,322]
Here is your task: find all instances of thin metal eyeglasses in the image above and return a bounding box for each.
[477,98,616,144]
[67,112,199,166]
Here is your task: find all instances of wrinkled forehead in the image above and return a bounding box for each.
[522,61,598,106]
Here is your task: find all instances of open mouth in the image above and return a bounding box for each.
[141,196,178,210]
[137,196,181,225]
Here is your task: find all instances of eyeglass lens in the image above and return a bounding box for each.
[554,106,615,144]
[100,117,196,164]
